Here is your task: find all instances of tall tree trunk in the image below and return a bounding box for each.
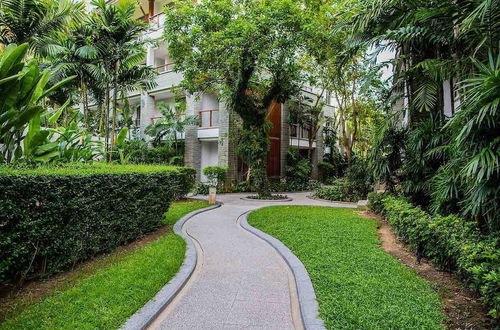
[80,79,88,130]
[105,85,110,161]
[110,63,119,162]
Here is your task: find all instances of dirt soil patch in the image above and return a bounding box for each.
[359,211,492,329]
[0,225,171,322]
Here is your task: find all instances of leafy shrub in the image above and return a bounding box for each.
[313,178,362,202]
[344,158,373,197]
[193,182,210,195]
[202,166,227,187]
[285,148,311,185]
[0,164,195,284]
[368,193,500,319]
[111,140,182,165]
[367,192,389,215]
[318,161,337,183]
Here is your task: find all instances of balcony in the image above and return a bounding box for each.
[155,62,175,74]
[149,13,165,31]
[199,110,219,128]
[290,124,310,140]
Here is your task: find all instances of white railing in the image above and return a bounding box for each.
[149,13,165,31]
[155,62,175,73]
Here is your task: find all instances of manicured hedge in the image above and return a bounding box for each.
[0,164,195,284]
[368,192,500,319]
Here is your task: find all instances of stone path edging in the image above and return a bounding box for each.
[240,196,293,202]
[121,202,222,330]
[238,212,327,330]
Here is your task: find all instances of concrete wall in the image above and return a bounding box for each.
[200,141,219,182]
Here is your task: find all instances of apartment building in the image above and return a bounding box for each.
[107,0,335,182]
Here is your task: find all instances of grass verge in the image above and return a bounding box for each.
[248,206,445,329]
[0,199,210,330]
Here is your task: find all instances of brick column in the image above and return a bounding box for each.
[312,126,324,180]
[218,100,238,183]
[280,103,290,178]
[184,94,202,179]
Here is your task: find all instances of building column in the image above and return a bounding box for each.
[280,103,290,178]
[218,100,238,183]
[312,126,324,180]
[140,93,155,138]
[138,45,156,138]
[184,93,202,179]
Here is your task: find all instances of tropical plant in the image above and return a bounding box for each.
[287,94,325,164]
[0,0,84,56]
[145,101,198,151]
[369,116,407,193]
[0,43,75,164]
[437,53,500,232]
[45,25,98,129]
[87,0,157,157]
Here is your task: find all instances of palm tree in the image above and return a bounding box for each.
[145,101,198,153]
[0,0,84,56]
[88,0,156,159]
[345,0,500,232]
[45,25,98,129]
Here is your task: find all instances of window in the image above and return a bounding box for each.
[199,110,219,127]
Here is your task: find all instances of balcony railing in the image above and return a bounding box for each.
[290,124,310,139]
[155,62,175,73]
[199,109,219,128]
[149,13,165,30]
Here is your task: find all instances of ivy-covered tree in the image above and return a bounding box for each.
[165,0,311,197]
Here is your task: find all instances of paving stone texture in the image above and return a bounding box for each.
[149,192,356,330]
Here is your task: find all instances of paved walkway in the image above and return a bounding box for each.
[148,192,356,330]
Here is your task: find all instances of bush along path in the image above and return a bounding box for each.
[0,199,209,330]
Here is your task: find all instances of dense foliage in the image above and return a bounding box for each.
[111,140,184,165]
[0,43,84,164]
[340,0,500,233]
[368,193,500,319]
[0,164,195,284]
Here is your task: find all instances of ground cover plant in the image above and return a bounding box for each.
[0,199,210,329]
[248,206,445,329]
[0,163,195,283]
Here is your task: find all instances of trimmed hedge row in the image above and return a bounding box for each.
[0,164,196,284]
[368,192,500,319]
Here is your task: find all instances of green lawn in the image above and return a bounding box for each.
[0,199,210,330]
[248,206,445,329]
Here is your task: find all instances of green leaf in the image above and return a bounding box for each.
[0,43,28,78]
[39,75,77,99]
[116,127,129,146]
[48,98,71,125]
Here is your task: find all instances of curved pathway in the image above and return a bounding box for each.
[148,193,357,330]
